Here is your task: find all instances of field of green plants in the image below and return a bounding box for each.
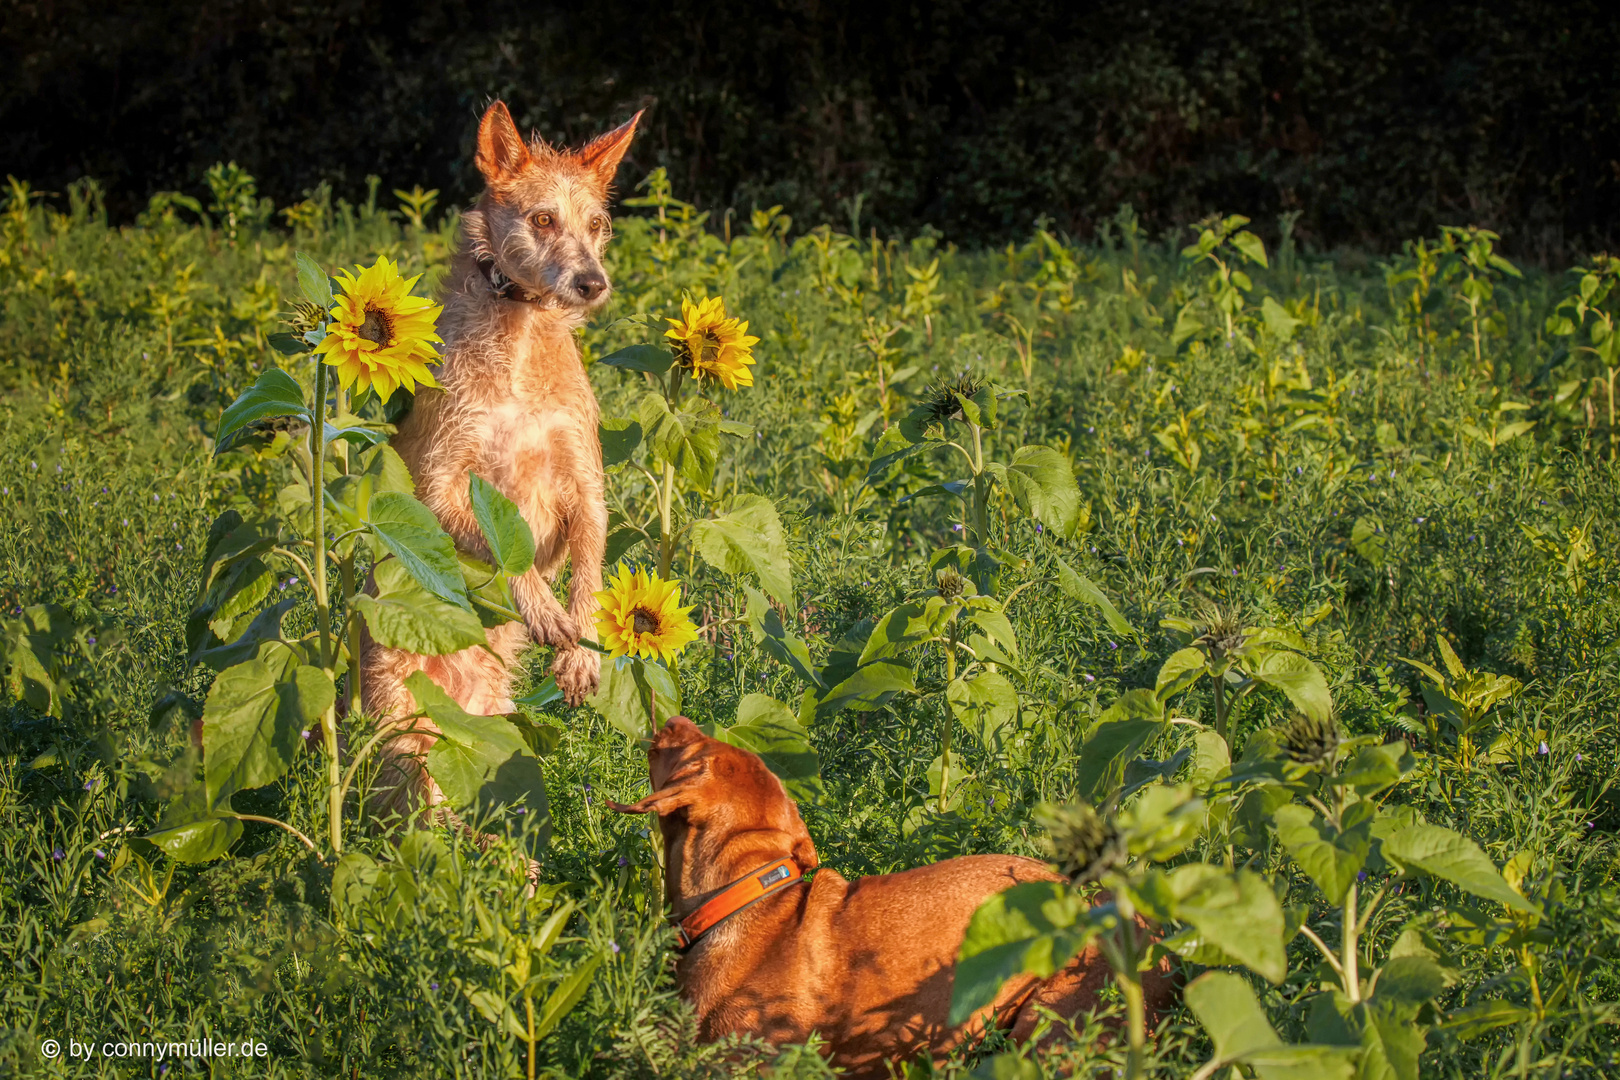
[1,169,1618,1079]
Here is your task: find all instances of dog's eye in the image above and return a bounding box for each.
[532,212,553,229]
[589,215,606,232]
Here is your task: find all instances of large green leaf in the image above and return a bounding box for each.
[1273,802,1372,904]
[598,343,672,374]
[1250,649,1332,724]
[468,473,536,575]
[743,585,822,688]
[814,657,916,719]
[866,426,941,483]
[587,656,679,739]
[216,368,310,451]
[1003,445,1081,536]
[145,783,243,863]
[191,597,295,672]
[295,250,334,307]
[1053,556,1136,640]
[326,444,415,531]
[353,559,488,655]
[639,392,720,488]
[599,417,643,467]
[202,646,334,803]
[1074,689,1165,798]
[859,597,952,663]
[368,490,470,610]
[410,672,549,829]
[1163,864,1288,983]
[1185,973,1355,1080]
[948,881,1094,1026]
[691,494,792,603]
[1381,824,1537,913]
[710,694,825,804]
[1155,646,1207,698]
[949,672,1018,743]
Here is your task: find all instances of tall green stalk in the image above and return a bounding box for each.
[309,359,342,856]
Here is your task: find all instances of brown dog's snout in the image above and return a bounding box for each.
[571,269,607,301]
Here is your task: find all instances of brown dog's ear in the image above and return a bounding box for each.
[788,805,819,870]
[605,757,705,816]
[575,110,643,195]
[476,100,531,185]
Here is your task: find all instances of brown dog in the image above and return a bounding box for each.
[609,716,1168,1077]
[364,100,640,814]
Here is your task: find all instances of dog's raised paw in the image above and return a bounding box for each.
[552,646,601,706]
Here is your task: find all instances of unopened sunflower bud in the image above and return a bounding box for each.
[284,299,327,335]
[921,374,984,427]
[936,569,967,600]
[1036,801,1126,884]
[1280,712,1340,768]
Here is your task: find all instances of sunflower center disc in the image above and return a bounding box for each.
[359,306,393,347]
[632,608,659,635]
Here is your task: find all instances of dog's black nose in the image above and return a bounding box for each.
[572,271,607,301]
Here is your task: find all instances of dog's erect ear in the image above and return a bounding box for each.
[575,110,643,195]
[476,100,531,185]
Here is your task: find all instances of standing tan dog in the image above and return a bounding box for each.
[363,101,640,813]
[608,716,1172,1077]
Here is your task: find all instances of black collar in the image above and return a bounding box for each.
[475,252,544,305]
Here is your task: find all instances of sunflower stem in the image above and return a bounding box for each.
[938,616,958,814]
[657,461,677,579]
[310,356,342,857]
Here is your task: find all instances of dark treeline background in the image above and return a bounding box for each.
[3,0,1616,256]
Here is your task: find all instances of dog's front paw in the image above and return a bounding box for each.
[551,646,601,706]
[527,610,580,650]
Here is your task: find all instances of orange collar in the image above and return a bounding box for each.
[674,857,805,951]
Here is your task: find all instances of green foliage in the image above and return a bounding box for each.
[2,167,1619,1080]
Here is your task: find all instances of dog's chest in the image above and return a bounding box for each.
[478,401,588,508]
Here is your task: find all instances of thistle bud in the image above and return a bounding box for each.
[1036,801,1126,884]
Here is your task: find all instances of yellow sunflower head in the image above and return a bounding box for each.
[664,295,760,391]
[314,255,444,403]
[593,563,699,665]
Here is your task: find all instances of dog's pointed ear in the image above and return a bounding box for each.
[477,100,531,185]
[576,110,643,195]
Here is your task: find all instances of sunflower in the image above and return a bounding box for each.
[593,564,699,664]
[664,295,759,390]
[314,256,443,403]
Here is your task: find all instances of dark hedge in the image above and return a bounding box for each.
[3,0,1615,256]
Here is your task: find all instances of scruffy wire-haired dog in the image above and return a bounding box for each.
[363,100,642,815]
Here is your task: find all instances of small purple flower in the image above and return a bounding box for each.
[583,783,592,791]
[94,849,106,859]
[1087,426,1095,434]
[83,778,97,791]
[1575,753,1583,763]
[1083,674,1096,682]
[86,636,96,645]
[1587,822,1596,830]
[1107,641,1118,650]
[951,524,963,532]
[1538,741,1550,755]
[300,729,310,739]
[617,855,628,867]
[1035,523,1043,533]
[514,807,526,815]
[51,847,64,861]
[610,941,621,954]
[430,981,439,991]
[101,486,108,493]
[1357,871,1368,882]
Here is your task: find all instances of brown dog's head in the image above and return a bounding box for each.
[607,715,819,874]
[466,100,642,314]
